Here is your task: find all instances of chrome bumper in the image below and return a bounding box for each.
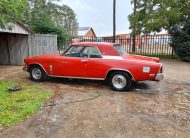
[155,73,164,81]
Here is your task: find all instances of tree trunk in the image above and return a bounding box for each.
[132,0,137,53]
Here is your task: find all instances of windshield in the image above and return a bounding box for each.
[114,45,126,56]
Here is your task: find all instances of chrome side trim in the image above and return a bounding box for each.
[48,75,105,80]
[102,56,124,60]
[105,68,135,81]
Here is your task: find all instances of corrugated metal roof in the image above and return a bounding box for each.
[0,22,33,35]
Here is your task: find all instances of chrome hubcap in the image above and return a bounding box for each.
[112,75,127,89]
[32,68,42,80]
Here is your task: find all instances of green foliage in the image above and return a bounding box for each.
[170,24,190,61]
[0,0,29,28]
[32,21,70,47]
[0,81,52,126]
[129,0,189,34]
[46,3,79,36]
[29,0,76,48]
[0,0,78,48]
[129,0,190,61]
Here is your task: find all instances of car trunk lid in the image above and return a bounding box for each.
[123,54,160,63]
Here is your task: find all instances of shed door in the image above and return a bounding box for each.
[9,34,28,65]
[0,33,10,65]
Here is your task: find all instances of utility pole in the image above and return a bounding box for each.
[132,0,137,53]
[113,0,116,43]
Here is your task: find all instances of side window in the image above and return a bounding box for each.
[64,46,84,57]
[82,47,102,58]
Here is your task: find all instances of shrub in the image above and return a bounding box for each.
[170,24,190,61]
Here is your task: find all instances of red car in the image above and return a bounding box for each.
[24,42,163,91]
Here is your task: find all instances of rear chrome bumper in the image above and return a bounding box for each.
[155,73,164,81]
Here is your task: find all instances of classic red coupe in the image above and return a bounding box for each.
[24,42,163,91]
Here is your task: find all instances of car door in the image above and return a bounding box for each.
[82,46,110,79]
[54,45,88,77]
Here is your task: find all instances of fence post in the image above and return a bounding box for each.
[171,48,174,58]
[132,34,136,53]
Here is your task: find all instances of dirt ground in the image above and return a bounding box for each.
[0,59,190,138]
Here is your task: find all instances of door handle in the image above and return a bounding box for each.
[81,59,88,63]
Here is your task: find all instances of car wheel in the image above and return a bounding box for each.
[109,72,132,91]
[30,66,47,82]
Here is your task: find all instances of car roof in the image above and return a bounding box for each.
[72,42,120,56]
[72,42,115,47]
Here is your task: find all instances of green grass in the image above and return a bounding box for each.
[0,81,53,127]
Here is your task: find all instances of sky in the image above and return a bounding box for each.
[56,0,133,36]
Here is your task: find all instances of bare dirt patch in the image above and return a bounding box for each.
[0,59,190,138]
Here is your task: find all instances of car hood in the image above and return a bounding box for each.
[123,54,160,63]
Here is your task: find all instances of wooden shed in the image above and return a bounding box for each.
[0,22,57,65]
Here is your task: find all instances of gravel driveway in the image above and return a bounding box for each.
[0,59,190,138]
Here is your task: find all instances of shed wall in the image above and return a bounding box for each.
[0,34,10,64]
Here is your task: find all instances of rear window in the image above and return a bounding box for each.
[114,45,126,56]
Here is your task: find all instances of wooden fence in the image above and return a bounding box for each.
[28,34,57,57]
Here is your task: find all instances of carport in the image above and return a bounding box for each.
[0,22,32,65]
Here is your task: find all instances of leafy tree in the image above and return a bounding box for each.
[0,0,29,28]
[46,3,78,36]
[29,0,52,29]
[29,0,76,49]
[129,0,189,34]
[129,0,190,61]
[170,24,190,61]
[29,6,70,49]
[29,0,78,36]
